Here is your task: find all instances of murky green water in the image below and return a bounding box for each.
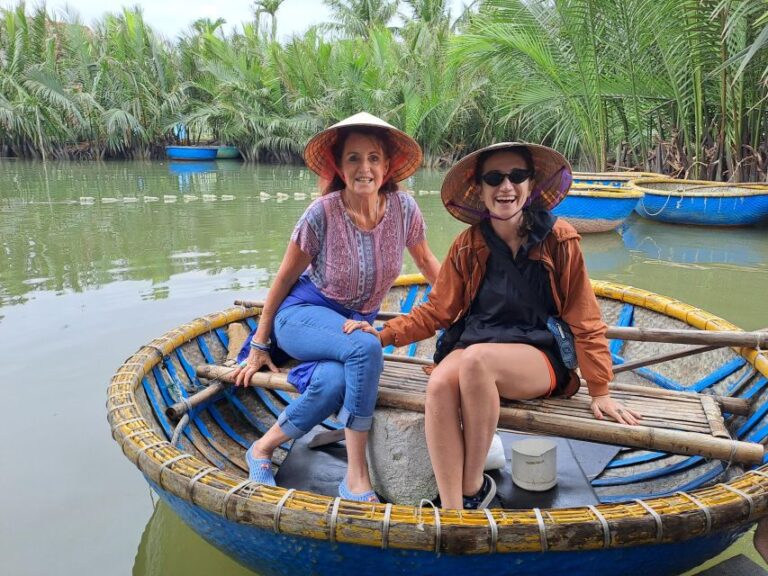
[1,159,767,575]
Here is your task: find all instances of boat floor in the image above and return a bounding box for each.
[275,429,621,508]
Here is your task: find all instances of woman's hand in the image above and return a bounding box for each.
[590,394,642,426]
[342,319,382,343]
[233,348,279,387]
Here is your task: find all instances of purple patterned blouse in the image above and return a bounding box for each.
[291,190,426,314]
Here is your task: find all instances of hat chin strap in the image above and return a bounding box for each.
[487,204,528,221]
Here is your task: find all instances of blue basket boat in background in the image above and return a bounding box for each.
[165,146,218,161]
[632,177,768,226]
[573,172,655,189]
[553,184,644,233]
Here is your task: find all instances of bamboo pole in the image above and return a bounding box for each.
[168,360,750,419]
[612,345,720,374]
[232,300,768,348]
[188,365,764,465]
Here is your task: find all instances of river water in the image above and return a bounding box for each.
[1,159,766,575]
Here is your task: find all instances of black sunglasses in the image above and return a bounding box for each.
[480,169,533,186]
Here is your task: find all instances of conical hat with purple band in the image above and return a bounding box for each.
[441,142,573,225]
[303,112,423,186]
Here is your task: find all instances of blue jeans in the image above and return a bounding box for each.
[274,304,384,437]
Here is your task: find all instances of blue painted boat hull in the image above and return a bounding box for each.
[635,192,768,226]
[165,146,218,161]
[151,480,745,576]
[553,192,641,233]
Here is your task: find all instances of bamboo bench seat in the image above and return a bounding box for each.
[191,359,765,466]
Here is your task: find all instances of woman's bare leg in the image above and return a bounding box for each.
[425,349,465,509]
[458,343,553,496]
[344,429,373,493]
[250,422,291,459]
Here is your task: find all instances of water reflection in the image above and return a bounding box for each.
[134,502,251,576]
[579,231,634,275]
[620,215,767,269]
[0,163,454,309]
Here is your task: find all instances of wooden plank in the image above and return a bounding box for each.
[192,364,765,465]
[700,395,732,439]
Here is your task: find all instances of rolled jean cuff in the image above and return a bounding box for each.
[277,412,309,440]
[337,407,373,432]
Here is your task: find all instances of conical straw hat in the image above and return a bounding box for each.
[441,142,573,225]
[304,112,423,185]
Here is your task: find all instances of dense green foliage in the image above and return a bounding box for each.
[0,0,766,179]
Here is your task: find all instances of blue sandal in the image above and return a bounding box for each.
[339,477,379,503]
[246,443,276,486]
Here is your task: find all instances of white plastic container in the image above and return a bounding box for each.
[484,433,505,471]
[511,438,558,491]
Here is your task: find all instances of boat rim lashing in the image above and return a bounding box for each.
[107,276,768,557]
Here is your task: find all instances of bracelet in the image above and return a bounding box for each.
[250,339,271,352]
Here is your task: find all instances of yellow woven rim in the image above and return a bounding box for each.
[631,177,768,198]
[569,184,644,199]
[107,279,768,554]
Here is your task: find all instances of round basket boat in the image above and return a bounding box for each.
[552,184,643,233]
[107,276,768,576]
[631,177,768,226]
[574,172,657,189]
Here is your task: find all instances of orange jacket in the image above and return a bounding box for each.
[379,219,613,397]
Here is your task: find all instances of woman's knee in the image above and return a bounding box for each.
[426,370,459,405]
[459,346,491,377]
[348,332,384,371]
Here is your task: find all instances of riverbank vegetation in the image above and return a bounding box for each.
[1,0,766,180]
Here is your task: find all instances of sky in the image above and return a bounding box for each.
[1,0,470,42]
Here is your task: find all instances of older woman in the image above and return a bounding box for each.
[234,113,439,502]
[350,142,640,510]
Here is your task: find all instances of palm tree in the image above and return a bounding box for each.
[252,0,286,42]
[323,0,400,38]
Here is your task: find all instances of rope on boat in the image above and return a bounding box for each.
[274,488,296,534]
[416,499,442,554]
[638,192,673,217]
[381,503,393,549]
[146,345,165,362]
[158,454,194,489]
[222,480,256,520]
[188,466,218,500]
[328,497,342,544]
[676,492,712,534]
[634,499,664,542]
[114,416,145,435]
[588,505,611,548]
[121,426,153,442]
[107,402,134,416]
[724,440,739,473]
[718,483,756,520]
[136,440,169,457]
[751,469,768,480]
[483,509,498,553]
[171,414,189,447]
[533,508,548,551]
